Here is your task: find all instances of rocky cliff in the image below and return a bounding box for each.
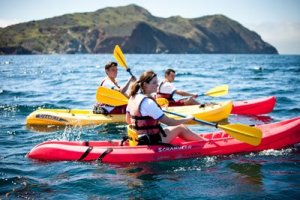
[0,4,278,54]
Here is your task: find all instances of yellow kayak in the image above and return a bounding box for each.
[26,101,232,126]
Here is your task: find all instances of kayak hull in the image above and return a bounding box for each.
[28,117,300,163]
[26,109,126,126]
[232,96,276,115]
[26,101,232,126]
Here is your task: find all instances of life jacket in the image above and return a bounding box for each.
[156,81,174,101]
[100,78,120,89]
[127,94,161,135]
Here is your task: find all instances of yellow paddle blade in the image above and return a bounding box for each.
[113,45,128,69]
[156,98,169,107]
[204,85,229,97]
[96,86,128,106]
[218,123,262,146]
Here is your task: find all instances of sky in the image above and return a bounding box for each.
[0,0,300,54]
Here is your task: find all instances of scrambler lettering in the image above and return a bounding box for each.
[36,114,68,122]
[158,145,192,152]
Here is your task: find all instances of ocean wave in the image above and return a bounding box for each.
[0,104,68,114]
[0,90,27,97]
[175,72,193,76]
[246,148,294,157]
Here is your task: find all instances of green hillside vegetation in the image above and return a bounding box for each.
[0,4,278,54]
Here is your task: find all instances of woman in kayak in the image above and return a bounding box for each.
[94,62,135,114]
[126,70,206,145]
[157,68,200,106]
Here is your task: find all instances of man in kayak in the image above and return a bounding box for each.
[126,70,206,145]
[94,62,136,114]
[157,68,200,106]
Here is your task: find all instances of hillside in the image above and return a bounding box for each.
[0,4,278,54]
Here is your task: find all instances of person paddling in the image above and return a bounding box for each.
[126,70,206,145]
[94,62,135,114]
[157,68,200,106]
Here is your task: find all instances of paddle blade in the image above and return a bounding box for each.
[156,98,169,107]
[204,85,229,97]
[218,123,262,146]
[113,45,128,69]
[162,107,261,146]
[96,86,128,106]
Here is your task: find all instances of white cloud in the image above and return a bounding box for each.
[247,22,300,54]
[0,19,20,28]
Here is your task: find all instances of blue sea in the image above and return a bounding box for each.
[0,54,299,199]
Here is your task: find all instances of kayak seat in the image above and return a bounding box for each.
[156,98,169,107]
[127,125,139,146]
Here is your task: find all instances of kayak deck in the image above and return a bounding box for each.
[27,117,300,163]
[26,101,232,126]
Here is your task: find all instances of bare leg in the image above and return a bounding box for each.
[184,97,200,105]
[161,124,204,143]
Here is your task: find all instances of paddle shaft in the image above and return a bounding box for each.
[163,110,216,127]
[126,68,134,78]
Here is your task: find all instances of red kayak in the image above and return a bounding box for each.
[232,96,276,115]
[28,117,300,163]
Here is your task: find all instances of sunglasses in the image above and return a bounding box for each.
[144,73,157,83]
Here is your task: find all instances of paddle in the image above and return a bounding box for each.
[200,84,229,97]
[96,86,128,106]
[156,85,228,106]
[113,45,134,78]
[96,87,262,146]
[163,110,262,146]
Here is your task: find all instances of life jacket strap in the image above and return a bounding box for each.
[131,115,152,120]
[78,146,93,161]
[97,148,113,162]
[131,124,161,130]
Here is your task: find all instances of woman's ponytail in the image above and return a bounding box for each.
[129,81,141,97]
[129,70,157,97]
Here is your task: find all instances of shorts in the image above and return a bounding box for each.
[109,105,127,114]
[168,99,185,107]
[138,133,162,145]
[93,105,127,114]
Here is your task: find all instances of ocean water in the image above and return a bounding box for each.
[0,54,299,199]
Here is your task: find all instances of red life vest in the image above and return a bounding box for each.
[156,81,174,101]
[127,94,161,135]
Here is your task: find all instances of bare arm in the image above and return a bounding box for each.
[120,76,136,94]
[126,112,131,124]
[176,90,197,98]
